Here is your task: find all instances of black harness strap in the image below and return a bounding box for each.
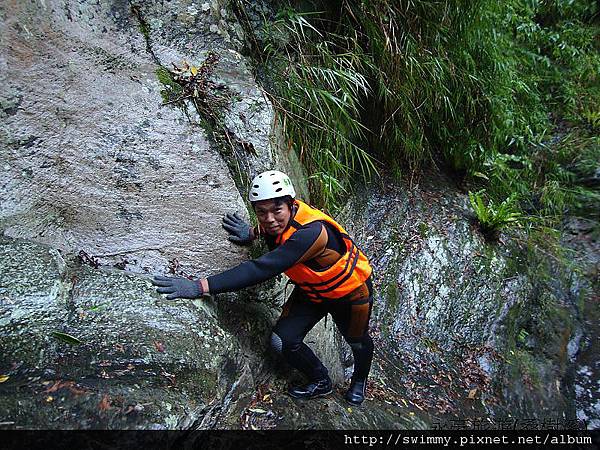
[309,244,361,294]
[297,238,356,288]
[303,244,361,300]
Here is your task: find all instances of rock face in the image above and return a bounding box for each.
[0,237,254,429]
[562,217,600,429]
[0,0,245,275]
[339,173,585,425]
[0,0,306,276]
[0,0,343,429]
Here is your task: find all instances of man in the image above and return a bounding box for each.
[152,170,374,405]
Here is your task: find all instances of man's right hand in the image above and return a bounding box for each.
[222,212,254,245]
[152,275,203,300]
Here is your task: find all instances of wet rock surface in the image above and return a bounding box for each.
[335,172,588,427]
[563,217,600,429]
[208,171,593,430]
[0,234,351,429]
[0,237,250,429]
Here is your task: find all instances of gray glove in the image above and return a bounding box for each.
[222,212,254,245]
[152,275,203,300]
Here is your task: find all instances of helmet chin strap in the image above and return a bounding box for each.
[282,202,298,231]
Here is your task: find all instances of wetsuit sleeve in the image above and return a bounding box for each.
[207,222,324,294]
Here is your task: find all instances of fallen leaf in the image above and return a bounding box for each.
[44,381,61,393]
[0,375,9,383]
[68,384,88,396]
[468,388,477,399]
[98,394,111,411]
[51,331,82,345]
[45,396,54,403]
[45,381,74,393]
[88,303,108,312]
[249,408,267,414]
[411,401,425,411]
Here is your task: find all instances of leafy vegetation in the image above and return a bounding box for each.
[251,0,599,224]
[468,190,522,240]
[155,67,182,104]
[260,8,377,209]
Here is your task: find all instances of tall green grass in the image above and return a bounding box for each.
[342,0,550,175]
[260,8,377,210]
[253,0,599,221]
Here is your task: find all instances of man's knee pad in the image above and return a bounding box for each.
[349,342,364,352]
[270,332,283,354]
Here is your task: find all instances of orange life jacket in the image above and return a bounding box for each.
[275,199,373,302]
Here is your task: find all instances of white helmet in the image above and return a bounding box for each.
[248,170,296,202]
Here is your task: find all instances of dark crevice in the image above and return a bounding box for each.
[129,3,160,65]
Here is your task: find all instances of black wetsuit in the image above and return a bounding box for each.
[208,221,344,293]
[207,220,374,383]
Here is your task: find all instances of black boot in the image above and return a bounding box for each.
[345,378,367,405]
[288,376,332,399]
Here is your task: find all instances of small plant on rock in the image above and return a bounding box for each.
[469,190,522,240]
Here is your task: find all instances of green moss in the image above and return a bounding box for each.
[510,348,542,389]
[418,222,429,239]
[385,281,398,311]
[137,20,150,42]
[196,116,215,135]
[420,336,440,353]
[130,3,157,61]
[188,369,218,395]
[532,299,573,362]
[576,284,588,315]
[155,67,183,103]
[155,67,174,87]
[153,57,249,207]
[498,242,576,407]
[388,226,408,256]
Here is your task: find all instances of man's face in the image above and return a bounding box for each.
[253,199,292,236]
